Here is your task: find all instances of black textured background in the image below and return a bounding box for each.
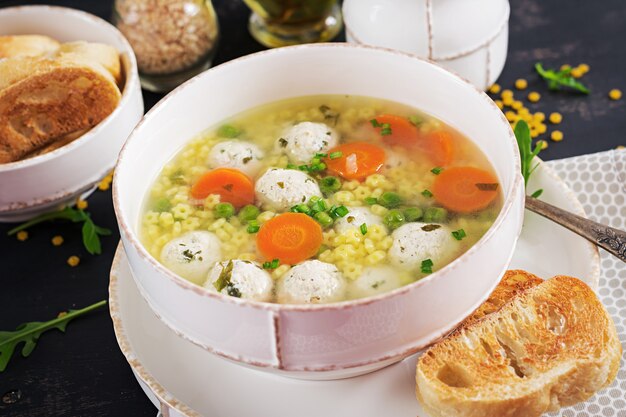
[0,1,624,416]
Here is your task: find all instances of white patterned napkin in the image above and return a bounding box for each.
[545,149,626,416]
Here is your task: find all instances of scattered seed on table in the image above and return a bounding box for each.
[51,235,64,246]
[551,131,564,142]
[609,89,622,100]
[549,112,563,124]
[515,79,528,90]
[528,92,541,102]
[489,83,501,94]
[76,199,88,210]
[67,256,80,267]
[16,231,28,241]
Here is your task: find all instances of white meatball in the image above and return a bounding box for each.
[255,168,322,211]
[350,266,403,299]
[205,260,273,302]
[278,122,338,164]
[160,231,221,285]
[333,206,385,234]
[277,260,346,304]
[389,222,460,271]
[207,140,264,177]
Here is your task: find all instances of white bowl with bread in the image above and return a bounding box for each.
[0,5,143,222]
[113,43,526,379]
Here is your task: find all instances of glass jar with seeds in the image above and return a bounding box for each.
[113,0,219,92]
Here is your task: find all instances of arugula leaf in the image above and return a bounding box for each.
[535,63,590,94]
[514,120,544,198]
[0,300,107,372]
[7,206,111,255]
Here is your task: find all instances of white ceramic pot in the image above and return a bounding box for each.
[113,43,524,380]
[343,0,510,91]
[0,6,144,222]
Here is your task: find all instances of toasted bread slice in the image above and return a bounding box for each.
[0,42,121,163]
[460,270,543,328]
[416,275,622,417]
[0,35,60,59]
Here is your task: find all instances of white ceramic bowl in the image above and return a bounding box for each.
[113,44,524,380]
[343,0,509,91]
[0,5,143,222]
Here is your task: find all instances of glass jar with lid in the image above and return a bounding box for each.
[113,0,219,92]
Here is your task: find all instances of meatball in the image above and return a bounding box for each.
[207,140,264,177]
[205,260,273,302]
[278,121,339,164]
[388,222,460,271]
[333,206,384,234]
[255,168,322,211]
[277,260,346,304]
[160,231,221,284]
[350,266,403,299]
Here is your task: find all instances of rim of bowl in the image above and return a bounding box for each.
[0,5,140,173]
[113,42,523,313]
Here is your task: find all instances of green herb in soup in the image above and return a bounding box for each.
[141,95,503,304]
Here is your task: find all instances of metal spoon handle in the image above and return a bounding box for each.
[525,196,626,262]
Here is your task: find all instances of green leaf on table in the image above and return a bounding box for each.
[0,300,107,372]
[514,120,544,198]
[7,206,111,255]
[535,63,590,94]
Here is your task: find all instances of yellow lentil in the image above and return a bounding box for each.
[51,235,64,246]
[514,79,528,90]
[511,100,524,110]
[76,199,88,210]
[67,255,80,267]
[16,230,28,241]
[560,64,571,71]
[570,67,584,78]
[489,83,501,94]
[549,112,562,124]
[495,99,504,109]
[609,89,622,100]
[530,129,539,139]
[578,63,590,74]
[537,140,548,150]
[502,96,514,106]
[551,131,564,142]
[501,89,514,99]
[533,112,545,122]
[536,123,547,134]
[527,92,541,102]
[504,111,518,122]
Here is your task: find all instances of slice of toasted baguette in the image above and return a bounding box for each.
[460,270,543,328]
[0,42,121,163]
[0,35,60,59]
[416,274,622,417]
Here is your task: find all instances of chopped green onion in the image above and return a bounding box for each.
[286,163,297,169]
[379,192,402,208]
[430,167,443,175]
[329,151,343,160]
[298,165,309,171]
[408,115,423,126]
[359,223,368,235]
[330,205,349,218]
[380,123,392,136]
[311,157,322,165]
[315,153,328,158]
[320,176,342,195]
[217,124,241,138]
[291,204,311,215]
[309,198,328,213]
[370,119,382,127]
[421,259,434,274]
[247,220,260,234]
[403,207,423,222]
[423,207,448,223]
[215,202,235,219]
[263,259,280,269]
[314,211,334,227]
[238,204,260,222]
[451,229,466,241]
[421,189,433,198]
[364,197,378,206]
[384,209,405,230]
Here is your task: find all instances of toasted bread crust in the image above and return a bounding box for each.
[416,274,622,417]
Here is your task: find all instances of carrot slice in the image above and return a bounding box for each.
[256,213,323,265]
[324,142,385,180]
[372,114,419,147]
[432,167,500,213]
[190,168,254,208]
[417,130,454,167]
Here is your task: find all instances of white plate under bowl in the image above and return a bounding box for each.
[110,161,599,417]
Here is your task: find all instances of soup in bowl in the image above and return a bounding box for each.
[114,44,524,379]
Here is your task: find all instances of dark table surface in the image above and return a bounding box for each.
[0,1,624,416]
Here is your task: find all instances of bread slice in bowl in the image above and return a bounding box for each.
[416,273,622,417]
